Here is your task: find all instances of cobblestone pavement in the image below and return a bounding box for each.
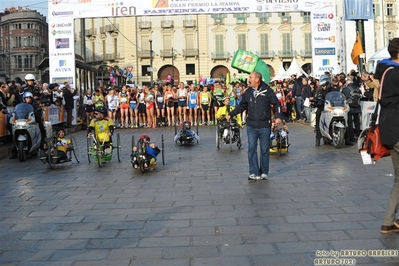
[1,123,399,266]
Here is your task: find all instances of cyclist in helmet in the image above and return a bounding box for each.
[40,128,71,164]
[22,74,41,101]
[131,134,160,168]
[11,91,47,159]
[313,78,331,147]
[173,120,200,144]
[87,106,115,155]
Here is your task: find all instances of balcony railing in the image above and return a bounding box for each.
[105,24,119,32]
[256,50,275,59]
[299,49,312,58]
[211,51,230,60]
[137,49,153,59]
[99,26,106,34]
[303,16,311,23]
[86,54,103,62]
[85,28,97,36]
[278,50,296,58]
[183,20,196,28]
[387,15,396,22]
[105,53,121,61]
[139,21,152,29]
[161,20,174,28]
[183,49,199,58]
[236,18,246,24]
[160,49,176,58]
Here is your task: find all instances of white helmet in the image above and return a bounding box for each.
[25,74,35,81]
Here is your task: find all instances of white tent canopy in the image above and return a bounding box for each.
[368,46,390,74]
[286,57,307,77]
[272,64,289,81]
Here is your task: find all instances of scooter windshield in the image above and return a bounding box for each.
[14,103,34,120]
[325,91,346,107]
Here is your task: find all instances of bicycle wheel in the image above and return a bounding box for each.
[216,126,220,150]
[70,136,79,163]
[116,133,121,162]
[47,139,56,170]
[237,131,242,149]
[131,135,135,152]
[161,134,165,166]
[87,137,91,163]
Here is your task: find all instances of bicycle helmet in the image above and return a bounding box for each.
[94,106,107,114]
[183,121,191,129]
[139,134,150,142]
[24,74,35,81]
[23,91,33,100]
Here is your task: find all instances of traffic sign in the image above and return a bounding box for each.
[147,67,157,72]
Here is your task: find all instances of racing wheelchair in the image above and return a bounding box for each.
[269,122,290,156]
[216,118,242,152]
[174,121,199,146]
[131,134,164,174]
[42,133,79,169]
[86,132,121,167]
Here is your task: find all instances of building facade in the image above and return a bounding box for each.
[0,6,48,81]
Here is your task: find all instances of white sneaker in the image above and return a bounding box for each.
[261,174,268,180]
[248,174,260,181]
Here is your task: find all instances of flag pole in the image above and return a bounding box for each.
[356,19,365,73]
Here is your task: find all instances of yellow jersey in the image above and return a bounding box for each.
[216,105,242,126]
[89,118,114,142]
[56,138,71,153]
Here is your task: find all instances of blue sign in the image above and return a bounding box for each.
[344,0,374,20]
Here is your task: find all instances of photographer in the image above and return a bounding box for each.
[361,72,379,102]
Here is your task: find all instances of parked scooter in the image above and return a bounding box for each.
[317,91,349,149]
[9,103,52,162]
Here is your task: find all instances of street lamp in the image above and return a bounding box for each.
[149,39,153,86]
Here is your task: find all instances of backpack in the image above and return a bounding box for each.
[346,84,362,108]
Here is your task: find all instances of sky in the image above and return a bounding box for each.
[1,0,49,17]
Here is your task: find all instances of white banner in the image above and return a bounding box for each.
[48,0,338,82]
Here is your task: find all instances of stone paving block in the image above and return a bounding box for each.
[268,223,317,233]
[193,256,252,266]
[252,254,312,266]
[0,240,37,250]
[300,207,345,215]
[237,217,286,226]
[138,236,190,247]
[285,214,332,223]
[314,221,364,231]
[28,210,70,217]
[192,218,237,227]
[167,226,215,236]
[276,241,332,254]
[296,230,350,241]
[68,230,118,239]
[108,247,164,259]
[258,209,302,217]
[329,213,377,222]
[39,216,84,224]
[73,260,130,266]
[220,243,276,256]
[87,238,139,249]
[22,231,72,240]
[99,221,144,230]
[192,235,244,245]
[20,261,74,266]
[163,246,219,258]
[132,259,190,266]
[35,239,88,250]
[244,232,298,244]
[0,250,53,263]
[170,212,213,220]
[81,215,127,223]
[50,250,109,261]
[341,206,385,213]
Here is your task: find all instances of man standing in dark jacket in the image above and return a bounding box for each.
[63,84,77,128]
[227,72,283,181]
[301,77,313,124]
[374,38,399,234]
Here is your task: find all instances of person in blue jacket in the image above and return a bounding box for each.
[226,72,283,181]
[131,134,160,168]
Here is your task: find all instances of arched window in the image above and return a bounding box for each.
[17,55,22,68]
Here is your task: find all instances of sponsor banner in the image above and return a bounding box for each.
[48,16,75,87]
[344,0,373,20]
[48,0,317,18]
[48,0,338,82]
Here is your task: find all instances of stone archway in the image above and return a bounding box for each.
[210,65,229,82]
[267,64,275,79]
[302,63,312,75]
[158,64,180,85]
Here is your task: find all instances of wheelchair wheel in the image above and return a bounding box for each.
[161,134,165,166]
[216,126,220,150]
[131,135,135,153]
[70,136,79,163]
[229,128,233,152]
[87,137,91,163]
[237,132,242,149]
[116,133,121,162]
[97,148,102,168]
[47,139,56,169]
[277,137,282,157]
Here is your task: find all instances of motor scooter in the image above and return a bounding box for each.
[9,103,52,162]
[318,91,349,149]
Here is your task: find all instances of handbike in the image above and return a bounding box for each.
[87,132,121,167]
[44,135,79,169]
[174,121,199,146]
[216,119,242,152]
[270,123,290,156]
[131,134,164,174]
